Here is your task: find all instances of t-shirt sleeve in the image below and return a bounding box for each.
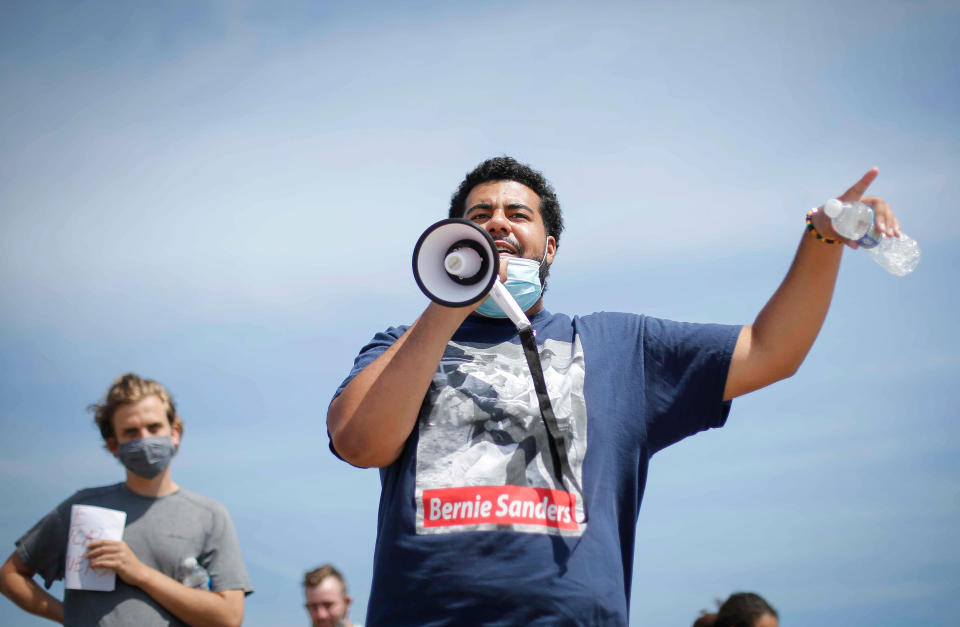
[201,503,253,595]
[330,325,409,401]
[642,317,741,453]
[15,502,70,589]
[327,325,408,461]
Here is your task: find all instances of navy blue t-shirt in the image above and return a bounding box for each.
[332,310,740,626]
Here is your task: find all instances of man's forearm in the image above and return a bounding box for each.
[755,226,843,364]
[725,225,843,399]
[0,553,64,624]
[135,567,244,627]
[328,302,472,467]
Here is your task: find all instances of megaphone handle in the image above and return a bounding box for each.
[489,281,531,331]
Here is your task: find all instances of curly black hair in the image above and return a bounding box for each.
[448,156,564,247]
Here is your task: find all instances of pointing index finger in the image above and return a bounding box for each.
[838,166,879,203]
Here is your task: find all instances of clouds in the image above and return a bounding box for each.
[1,2,959,625]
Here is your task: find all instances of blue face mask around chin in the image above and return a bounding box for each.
[475,256,543,318]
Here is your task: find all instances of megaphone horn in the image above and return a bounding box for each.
[412,219,500,308]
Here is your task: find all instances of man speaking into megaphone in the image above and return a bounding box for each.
[326,156,902,626]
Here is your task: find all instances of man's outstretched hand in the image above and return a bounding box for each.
[813,167,900,248]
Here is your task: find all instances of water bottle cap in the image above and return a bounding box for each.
[823,198,843,219]
[183,557,198,568]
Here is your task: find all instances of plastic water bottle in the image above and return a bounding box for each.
[178,556,210,590]
[823,199,920,276]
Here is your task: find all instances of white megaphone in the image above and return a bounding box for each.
[412,219,531,330]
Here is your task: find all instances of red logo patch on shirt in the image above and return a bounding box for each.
[422,485,578,531]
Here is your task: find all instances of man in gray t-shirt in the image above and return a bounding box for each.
[0,374,253,626]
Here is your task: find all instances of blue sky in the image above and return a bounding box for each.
[1,1,958,625]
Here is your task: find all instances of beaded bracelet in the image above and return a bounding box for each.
[805,208,840,244]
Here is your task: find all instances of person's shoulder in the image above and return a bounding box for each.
[38,483,126,518]
[170,487,231,516]
[357,323,411,349]
[578,311,731,332]
[65,482,127,504]
[571,310,647,329]
[378,323,411,340]
[539,309,641,326]
[576,310,645,321]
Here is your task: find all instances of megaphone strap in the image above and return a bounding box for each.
[518,327,588,525]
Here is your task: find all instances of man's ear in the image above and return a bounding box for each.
[106,437,119,457]
[546,236,557,265]
[345,594,353,611]
[172,422,183,448]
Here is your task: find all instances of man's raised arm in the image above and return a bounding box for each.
[724,168,901,400]
[328,302,474,468]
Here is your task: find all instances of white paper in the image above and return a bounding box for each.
[65,504,126,591]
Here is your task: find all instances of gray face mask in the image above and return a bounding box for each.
[117,435,177,479]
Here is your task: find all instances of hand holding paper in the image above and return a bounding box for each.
[65,505,126,591]
[84,539,150,588]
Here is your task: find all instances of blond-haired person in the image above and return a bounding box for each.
[0,373,252,626]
